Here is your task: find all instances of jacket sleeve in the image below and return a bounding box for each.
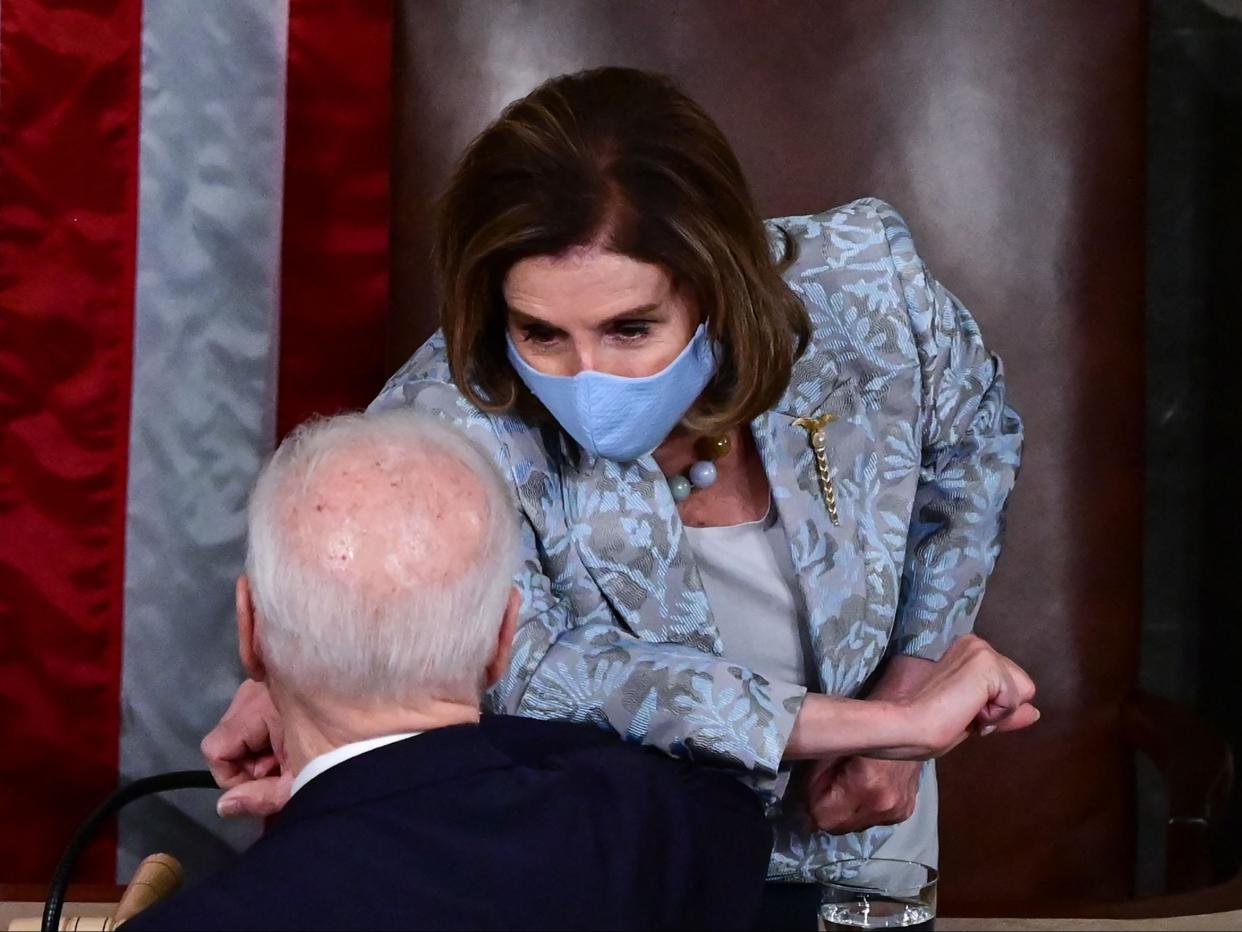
[875,201,1024,660]
[369,377,806,784]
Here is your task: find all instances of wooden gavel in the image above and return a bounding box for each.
[8,854,182,931]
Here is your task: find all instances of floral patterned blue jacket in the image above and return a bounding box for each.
[370,198,1023,874]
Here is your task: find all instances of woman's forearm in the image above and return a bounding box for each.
[782,656,935,761]
[784,693,914,760]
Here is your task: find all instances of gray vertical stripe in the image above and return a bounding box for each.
[119,0,289,882]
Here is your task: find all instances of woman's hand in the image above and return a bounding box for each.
[887,634,1039,758]
[200,679,291,818]
[806,757,922,834]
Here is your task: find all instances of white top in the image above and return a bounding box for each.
[683,502,817,688]
[290,731,422,797]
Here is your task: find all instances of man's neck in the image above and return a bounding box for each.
[273,687,482,777]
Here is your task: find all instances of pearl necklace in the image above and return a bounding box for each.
[665,434,731,502]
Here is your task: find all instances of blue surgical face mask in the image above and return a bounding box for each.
[505,324,717,462]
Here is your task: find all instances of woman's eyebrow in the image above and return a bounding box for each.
[601,304,661,322]
[509,304,663,329]
[507,309,564,330]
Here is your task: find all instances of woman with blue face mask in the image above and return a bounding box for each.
[204,66,1036,929]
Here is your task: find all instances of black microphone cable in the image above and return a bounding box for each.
[42,770,218,932]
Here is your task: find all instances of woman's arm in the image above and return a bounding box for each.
[875,201,1025,661]
[501,511,1036,769]
[372,366,1033,789]
[788,634,1037,760]
[488,516,808,778]
[507,553,1035,774]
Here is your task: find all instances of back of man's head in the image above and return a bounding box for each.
[245,409,518,707]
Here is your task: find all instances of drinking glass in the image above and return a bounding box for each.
[815,857,938,931]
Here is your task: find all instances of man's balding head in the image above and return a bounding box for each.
[244,410,518,706]
[285,442,490,596]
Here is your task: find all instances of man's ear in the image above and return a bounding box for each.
[484,588,520,690]
[236,575,267,682]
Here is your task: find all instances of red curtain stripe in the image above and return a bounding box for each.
[0,0,394,884]
[277,0,394,440]
[0,0,143,883]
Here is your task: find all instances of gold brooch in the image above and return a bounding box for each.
[792,413,840,526]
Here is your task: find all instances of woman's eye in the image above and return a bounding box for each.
[521,326,560,346]
[611,321,651,341]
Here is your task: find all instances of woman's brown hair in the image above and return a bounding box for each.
[434,66,811,436]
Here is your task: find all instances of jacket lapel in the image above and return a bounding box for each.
[565,451,721,654]
[754,377,880,697]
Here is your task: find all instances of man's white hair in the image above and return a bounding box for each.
[245,408,519,705]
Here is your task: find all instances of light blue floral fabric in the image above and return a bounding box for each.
[370,198,1023,876]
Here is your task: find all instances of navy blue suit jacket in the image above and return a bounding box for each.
[125,716,772,930]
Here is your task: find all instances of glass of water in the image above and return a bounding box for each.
[815,858,937,931]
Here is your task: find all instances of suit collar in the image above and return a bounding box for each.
[270,721,511,832]
[290,731,422,798]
